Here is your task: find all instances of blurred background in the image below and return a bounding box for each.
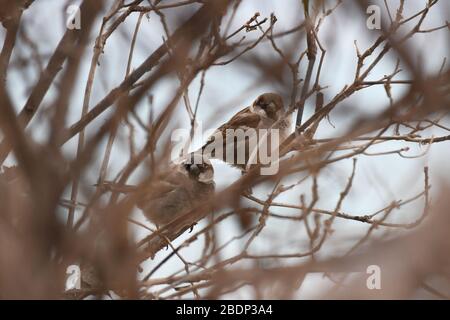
[0,0,449,299]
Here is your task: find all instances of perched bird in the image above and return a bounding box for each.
[135,153,215,227]
[200,93,290,171]
[101,154,215,227]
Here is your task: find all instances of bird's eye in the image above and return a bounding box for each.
[258,100,268,109]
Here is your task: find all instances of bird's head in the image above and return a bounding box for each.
[252,92,284,120]
[181,153,215,184]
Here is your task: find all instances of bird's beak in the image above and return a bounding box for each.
[190,164,200,176]
[265,102,277,118]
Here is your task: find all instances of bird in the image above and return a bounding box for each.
[200,92,291,172]
[136,153,215,227]
[100,153,215,227]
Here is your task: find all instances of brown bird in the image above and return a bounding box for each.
[199,93,290,230]
[102,154,215,227]
[200,92,291,171]
[136,154,215,227]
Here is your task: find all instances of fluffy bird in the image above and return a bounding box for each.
[104,154,215,227]
[136,154,215,227]
[200,92,290,171]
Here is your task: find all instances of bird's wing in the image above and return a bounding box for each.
[203,107,261,147]
[136,180,178,209]
[217,107,261,131]
[136,170,189,207]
